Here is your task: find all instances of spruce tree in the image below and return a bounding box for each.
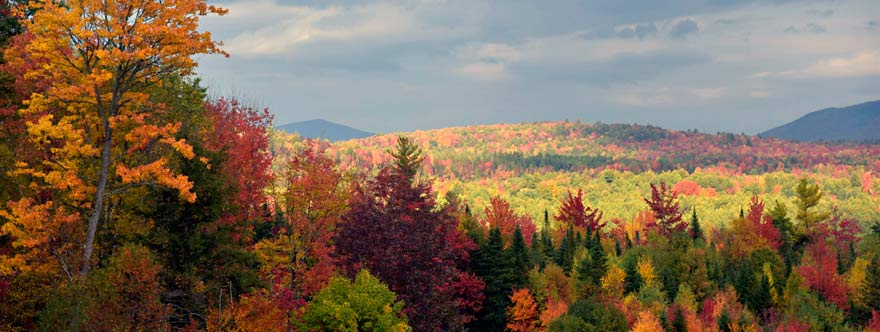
[589,232,607,286]
[510,226,530,287]
[690,207,704,242]
[390,136,424,180]
[471,228,516,332]
[864,256,880,311]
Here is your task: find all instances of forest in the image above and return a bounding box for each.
[2,1,880,332]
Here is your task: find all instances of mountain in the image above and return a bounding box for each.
[276,119,373,142]
[761,100,880,142]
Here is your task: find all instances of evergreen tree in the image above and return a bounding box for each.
[556,226,576,274]
[623,254,644,294]
[390,135,424,180]
[510,227,531,287]
[471,228,516,332]
[795,178,830,230]
[671,306,687,332]
[690,208,704,242]
[589,232,607,286]
[865,256,880,312]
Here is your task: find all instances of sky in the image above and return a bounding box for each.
[197,0,880,135]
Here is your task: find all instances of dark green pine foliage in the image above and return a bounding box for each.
[865,256,880,311]
[541,209,556,261]
[556,226,576,274]
[470,228,517,332]
[510,227,531,287]
[671,306,687,332]
[530,232,545,268]
[750,274,773,319]
[589,232,607,286]
[623,253,643,294]
[389,136,424,179]
[614,239,622,256]
[768,201,795,274]
[690,208,704,243]
[718,310,732,332]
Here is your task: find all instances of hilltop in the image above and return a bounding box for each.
[276,119,373,142]
[761,100,880,142]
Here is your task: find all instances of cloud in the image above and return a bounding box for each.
[455,62,508,81]
[784,22,827,34]
[752,50,880,79]
[804,9,834,18]
[867,20,879,32]
[607,85,727,107]
[669,19,700,39]
[510,48,712,85]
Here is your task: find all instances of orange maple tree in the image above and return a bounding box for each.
[0,0,227,284]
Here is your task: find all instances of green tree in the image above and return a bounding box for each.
[390,136,424,180]
[471,228,516,332]
[690,208,704,243]
[865,256,880,312]
[299,269,411,332]
[795,178,830,230]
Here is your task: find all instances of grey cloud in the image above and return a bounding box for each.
[805,9,834,18]
[784,22,827,34]
[669,19,700,38]
[714,18,740,25]
[867,20,878,32]
[510,49,711,85]
[582,23,658,40]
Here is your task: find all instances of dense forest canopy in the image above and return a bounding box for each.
[1,1,880,332]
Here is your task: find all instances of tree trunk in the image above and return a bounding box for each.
[80,122,112,279]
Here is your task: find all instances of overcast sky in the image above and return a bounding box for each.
[197,0,880,134]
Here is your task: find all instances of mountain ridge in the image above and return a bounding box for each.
[276,119,373,142]
[761,100,880,142]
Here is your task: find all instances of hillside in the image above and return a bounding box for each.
[761,100,880,142]
[271,121,880,225]
[276,119,373,142]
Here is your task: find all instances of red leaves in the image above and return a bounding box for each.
[205,97,273,227]
[747,196,781,250]
[644,182,686,237]
[555,189,604,233]
[335,167,483,332]
[484,196,536,246]
[507,288,539,332]
[798,240,849,310]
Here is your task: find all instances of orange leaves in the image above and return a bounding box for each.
[0,199,81,274]
[630,310,664,332]
[117,158,196,202]
[507,288,540,332]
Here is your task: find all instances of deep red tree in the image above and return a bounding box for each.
[797,240,849,310]
[205,98,273,238]
[644,182,686,237]
[334,166,484,332]
[747,196,781,250]
[484,196,536,246]
[555,189,605,233]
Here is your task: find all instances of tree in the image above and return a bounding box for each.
[485,197,536,246]
[631,310,663,332]
[798,240,849,310]
[507,288,539,332]
[644,182,686,238]
[555,189,604,233]
[471,227,517,332]
[794,178,830,230]
[690,208,703,242]
[299,269,411,332]
[335,165,481,332]
[1,0,227,292]
[865,256,880,312]
[205,97,273,230]
[390,136,424,179]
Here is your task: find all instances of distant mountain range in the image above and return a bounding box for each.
[276,119,373,142]
[761,100,880,142]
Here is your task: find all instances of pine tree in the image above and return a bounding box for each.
[510,227,530,287]
[690,207,704,242]
[589,232,607,286]
[472,228,517,332]
[390,136,424,180]
[795,178,830,229]
[865,256,880,312]
[671,306,687,332]
[556,226,576,274]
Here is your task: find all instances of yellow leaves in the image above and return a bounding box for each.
[117,158,196,203]
[637,256,656,287]
[601,264,626,298]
